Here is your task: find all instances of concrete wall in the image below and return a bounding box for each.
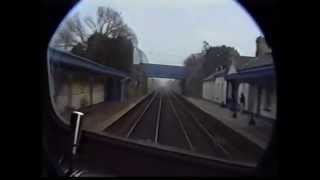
[202,77,227,104]
[237,83,250,110]
[243,83,276,119]
[91,80,105,104]
[69,80,90,108]
[260,86,277,119]
[216,77,227,104]
[202,81,210,100]
[202,80,213,101]
[54,83,69,114]
[247,84,258,114]
[202,77,277,120]
[52,72,106,117]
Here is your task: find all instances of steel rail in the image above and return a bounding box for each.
[155,93,162,144]
[126,92,159,138]
[167,91,194,151]
[170,92,231,159]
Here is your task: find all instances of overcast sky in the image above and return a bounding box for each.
[62,0,263,66]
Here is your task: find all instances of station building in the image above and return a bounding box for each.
[202,37,276,120]
[48,48,131,120]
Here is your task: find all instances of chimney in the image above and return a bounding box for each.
[255,36,272,57]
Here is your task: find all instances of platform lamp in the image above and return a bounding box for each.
[66,111,84,176]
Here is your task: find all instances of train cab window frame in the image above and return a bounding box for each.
[42,0,278,177]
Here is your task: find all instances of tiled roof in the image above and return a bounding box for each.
[233,56,256,69]
[238,53,273,70]
[202,54,273,81]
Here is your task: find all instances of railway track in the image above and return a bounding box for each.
[105,92,156,136]
[104,89,261,162]
[171,91,263,162]
[168,90,231,159]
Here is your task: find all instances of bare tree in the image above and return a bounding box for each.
[84,6,137,44]
[51,13,88,49]
[117,24,138,46]
[202,41,211,54]
[64,13,88,45]
[51,6,138,50]
[51,24,78,50]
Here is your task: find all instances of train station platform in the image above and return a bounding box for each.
[183,96,274,149]
[79,94,149,132]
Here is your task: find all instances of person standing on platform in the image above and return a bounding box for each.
[240,93,246,113]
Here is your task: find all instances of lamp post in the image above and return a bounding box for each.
[66,111,84,176]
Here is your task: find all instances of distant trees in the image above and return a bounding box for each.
[202,41,210,54]
[52,13,89,50]
[53,7,137,49]
[183,53,205,97]
[202,45,239,77]
[85,33,134,73]
[181,42,240,97]
[83,7,137,45]
[51,6,138,73]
